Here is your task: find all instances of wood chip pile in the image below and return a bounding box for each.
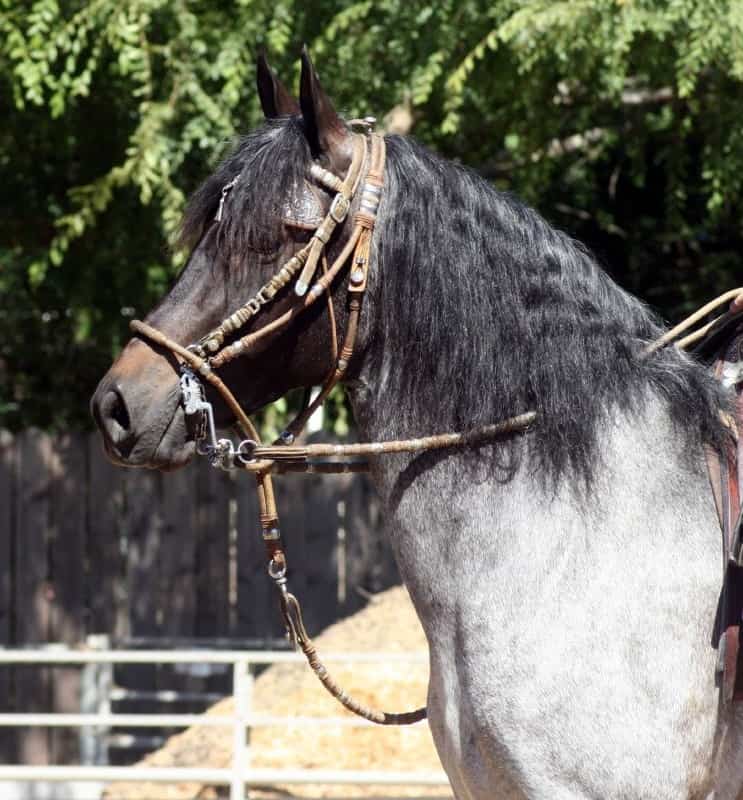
[105,586,452,799]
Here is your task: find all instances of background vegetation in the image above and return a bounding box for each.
[2,0,743,431]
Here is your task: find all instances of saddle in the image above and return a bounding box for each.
[698,310,743,704]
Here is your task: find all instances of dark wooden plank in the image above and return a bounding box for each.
[15,431,53,641]
[121,467,162,639]
[279,473,311,603]
[194,464,231,637]
[236,473,282,640]
[159,464,197,637]
[295,469,341,634]
[14,430,53,764]
[0,431,14,654]
[116,466,162,717]
[47,432,87,764]
[0,430,16,761]
[48,432,87,641]
[87,433,127,639]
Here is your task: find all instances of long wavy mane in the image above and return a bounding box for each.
[368,136,728,481]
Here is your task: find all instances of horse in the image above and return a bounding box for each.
[91,49,743,799]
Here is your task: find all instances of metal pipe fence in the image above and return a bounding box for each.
[0,648,450,800]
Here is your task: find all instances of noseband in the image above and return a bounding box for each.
[130,126,536,725]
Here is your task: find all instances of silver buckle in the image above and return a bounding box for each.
[180,367,223,463]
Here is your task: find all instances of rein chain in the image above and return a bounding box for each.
[130,122,743,727]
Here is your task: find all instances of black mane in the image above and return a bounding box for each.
[179,121,729,483]
[372,136,728,480]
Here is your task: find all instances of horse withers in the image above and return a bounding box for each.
[92,50,743,799]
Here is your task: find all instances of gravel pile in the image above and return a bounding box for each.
[105,586,451,799]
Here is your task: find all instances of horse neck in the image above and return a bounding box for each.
[342,135,727,528]
[345,379,717,658]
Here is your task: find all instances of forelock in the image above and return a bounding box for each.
[177,117,315,260]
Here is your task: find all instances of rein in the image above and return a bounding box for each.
[130,127,536,726]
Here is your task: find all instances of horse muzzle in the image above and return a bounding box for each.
[90,340,194,470]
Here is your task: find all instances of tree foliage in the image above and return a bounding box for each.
[2,0,743,430]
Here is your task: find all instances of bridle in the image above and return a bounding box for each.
[129,124,536,724]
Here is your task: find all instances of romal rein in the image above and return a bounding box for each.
[131,129,537,725]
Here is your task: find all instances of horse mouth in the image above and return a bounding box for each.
[94,384,195,471]
[149,407,196,470]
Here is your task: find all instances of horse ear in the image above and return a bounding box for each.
[256,50,299,118]
[299,45,350,164]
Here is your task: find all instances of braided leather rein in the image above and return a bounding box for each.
[130,128,536,725]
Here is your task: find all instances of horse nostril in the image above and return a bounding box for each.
[97,387,133,447]
[109,390,130,432]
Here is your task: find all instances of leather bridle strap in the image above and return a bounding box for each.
[212,225,363,367]
[190,134,368,365]
[644,288,743,356]
[279,134,384,440]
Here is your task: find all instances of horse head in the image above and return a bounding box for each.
[91,50,366,469]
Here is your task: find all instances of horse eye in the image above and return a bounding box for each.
[289,226,313,244]
[249,244,282,262]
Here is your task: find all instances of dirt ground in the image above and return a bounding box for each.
[105,586,452,799]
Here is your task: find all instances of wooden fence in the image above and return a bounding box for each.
[0,429,397,765]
